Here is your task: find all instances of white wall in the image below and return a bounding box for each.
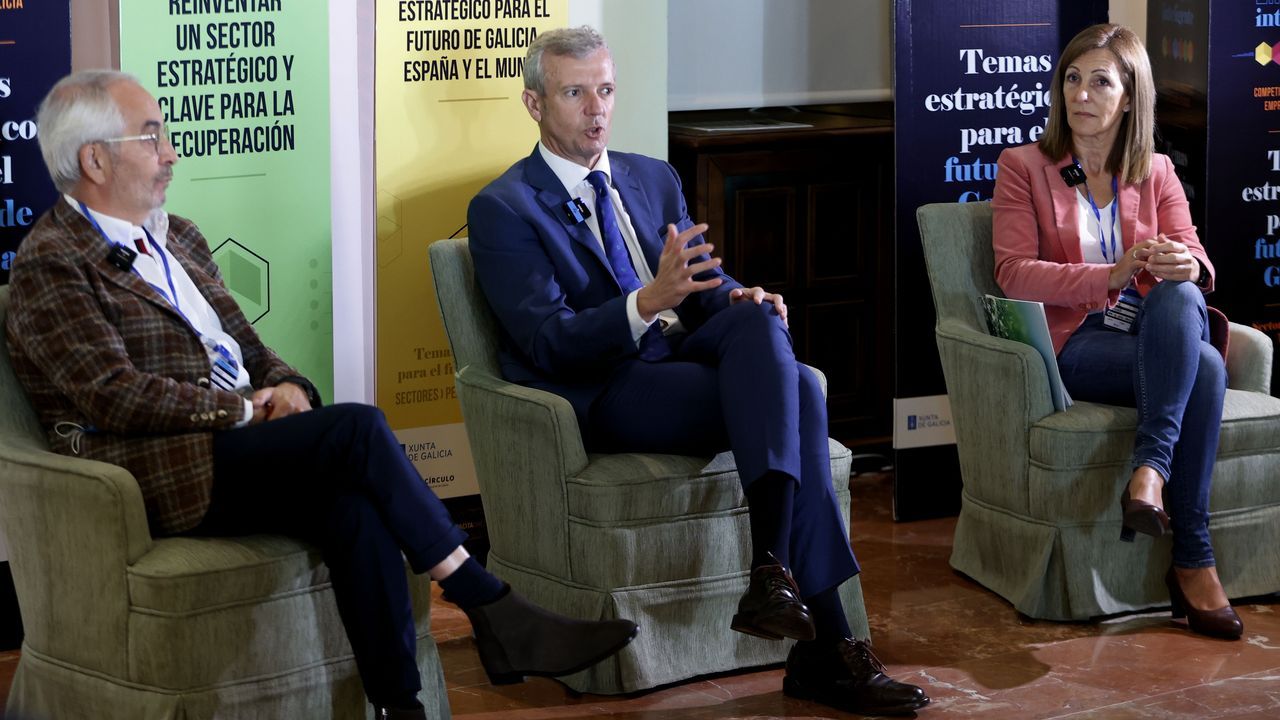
[71,0,118,70]
[668,0,891,111]
[329,2,377,404]
[1110,0,1148,42]
[570,0,669,159]
[1111,0,1152,40]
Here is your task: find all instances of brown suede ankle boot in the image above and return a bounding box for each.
[462,584,639,684]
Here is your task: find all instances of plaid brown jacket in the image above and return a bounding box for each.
[5,201,302,535]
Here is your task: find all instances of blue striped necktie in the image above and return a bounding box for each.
[586,170,670,361]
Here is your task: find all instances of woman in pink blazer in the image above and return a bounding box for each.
[992,24,1240,639]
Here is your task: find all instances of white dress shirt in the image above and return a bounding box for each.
[66,195,255,425]
[537,144,686,343]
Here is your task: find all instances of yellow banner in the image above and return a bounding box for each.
[375,0,566,497]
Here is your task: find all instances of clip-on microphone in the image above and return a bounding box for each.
[1060,162,1087,187]
[106,243,138,271]
[562,197,592,225]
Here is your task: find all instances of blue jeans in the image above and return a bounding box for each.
[1057,281,1225,568]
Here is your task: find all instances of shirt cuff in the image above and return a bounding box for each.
[233,398,254,428]
[625,289,656,344]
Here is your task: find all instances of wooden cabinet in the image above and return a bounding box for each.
[668,104,894,444]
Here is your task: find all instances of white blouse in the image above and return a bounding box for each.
[1076,188,1121,265]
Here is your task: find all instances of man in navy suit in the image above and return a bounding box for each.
[468,27,929,716]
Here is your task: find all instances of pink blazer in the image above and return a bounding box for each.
[991,143,1213,354]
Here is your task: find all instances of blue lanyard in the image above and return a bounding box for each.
[76,202,242,393]
[1073,159,1120,263]
[141,227,182,316]
[78,201,191,326]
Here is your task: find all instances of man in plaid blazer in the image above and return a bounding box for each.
[5,70,635,720]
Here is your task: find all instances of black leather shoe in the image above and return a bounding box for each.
[463,584,639,684]
[784,638,930,716]
[731,556,816,641]
[373,705,426,720]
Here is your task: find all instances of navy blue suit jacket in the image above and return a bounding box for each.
[468,146,743,421]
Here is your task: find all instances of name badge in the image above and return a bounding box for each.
[1103,287,1143,334]
[204,339,241,391]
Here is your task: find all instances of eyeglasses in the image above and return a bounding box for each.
[98,128,171,155]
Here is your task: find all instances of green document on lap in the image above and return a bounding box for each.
[982,294,1073,412]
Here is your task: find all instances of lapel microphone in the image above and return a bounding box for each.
[106,243,138,271]
[1060,162,1087,187]
[561,197,592,225]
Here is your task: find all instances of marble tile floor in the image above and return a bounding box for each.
[434,473,1280,719]
[0,651,13,716]
[2,472,1278,718]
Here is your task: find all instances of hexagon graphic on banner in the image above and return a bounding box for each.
[212,238,271,323]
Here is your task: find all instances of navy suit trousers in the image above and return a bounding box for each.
[194,403,468,707]
[586,301,860,598]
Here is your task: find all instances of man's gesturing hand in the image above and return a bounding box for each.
[635,223,723,321]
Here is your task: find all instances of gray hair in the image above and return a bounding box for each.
[523,26,612,95]
[36,70,136,193]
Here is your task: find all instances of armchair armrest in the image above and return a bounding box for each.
[1226,322,1273,394]
[935,320,1054,516]
[0,441,153,674]
[453,365,586,578]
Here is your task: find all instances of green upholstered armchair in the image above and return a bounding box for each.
[0,286,449,720]
[916,201,1280,621]
[428,237,870,694]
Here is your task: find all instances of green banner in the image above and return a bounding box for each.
[120,0,333,400]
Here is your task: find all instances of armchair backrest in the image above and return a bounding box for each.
[0,286,152,673]
[916,201,1001,334]
[915,201,1052,517]
[428,237,503,377]
[0,286,49,452]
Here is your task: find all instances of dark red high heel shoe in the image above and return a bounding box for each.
[1165,568,1243,640]
[1119,487,1170,542]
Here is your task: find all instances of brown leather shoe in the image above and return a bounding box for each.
[1119,488,1170,542]
[463,584,639,684]
[784,638,930,716]
[1166,568,1243,640]
[730,556,816,641]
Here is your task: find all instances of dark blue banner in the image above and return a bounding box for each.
[0,0,71,286]
[1203,1,1280,366]
[0,0,70,650]
[893,1,1106,520]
